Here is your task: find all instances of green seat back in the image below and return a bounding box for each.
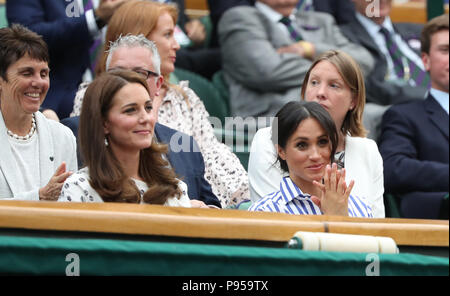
[212,71,231,115]
[199,15,213,48]
[0,4,7,29]
[174,68,229,123]
[384,194,402,218]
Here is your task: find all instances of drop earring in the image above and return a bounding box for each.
[105,137,109,147]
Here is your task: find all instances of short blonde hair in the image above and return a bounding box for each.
[301,50,367,137]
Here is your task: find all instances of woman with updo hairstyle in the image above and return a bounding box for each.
[248,50,385,217]
[249,101,373,218]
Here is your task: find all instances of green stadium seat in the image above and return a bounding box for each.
[199,15,213,48]
[174,67,229,123]
[384,194,402,218]
[212,70,231,115]
[0,4,8,29]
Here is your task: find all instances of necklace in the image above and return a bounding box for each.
[7,114,37,141]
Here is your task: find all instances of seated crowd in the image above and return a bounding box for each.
[0,0,448,220]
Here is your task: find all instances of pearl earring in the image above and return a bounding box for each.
[105,137,109,147]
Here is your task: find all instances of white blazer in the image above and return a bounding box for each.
[0,111,78,200]
[248,127,385,218]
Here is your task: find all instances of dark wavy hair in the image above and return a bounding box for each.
[271,101,338,173]
[79,70,182,204]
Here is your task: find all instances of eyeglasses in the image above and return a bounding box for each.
[108,67,160,80]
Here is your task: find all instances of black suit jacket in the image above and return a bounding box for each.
[340,18,428,105]
[379,94,449,219]
[155,123,221,208]
[60,117,221,208]
[7,0,93,119]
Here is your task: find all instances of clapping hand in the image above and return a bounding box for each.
[39,162,73,201]
[311,163,354,216]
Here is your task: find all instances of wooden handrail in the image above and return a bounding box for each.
[185,0,208,11]
[0,200,448,247]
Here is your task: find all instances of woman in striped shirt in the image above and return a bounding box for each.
[249,101,373,217]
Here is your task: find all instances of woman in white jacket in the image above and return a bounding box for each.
[0,25,77,201]
[248,50,385,218]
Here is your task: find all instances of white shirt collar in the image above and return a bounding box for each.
[430,88,449,114]
[355,12,394,36]
[255,1,295,23]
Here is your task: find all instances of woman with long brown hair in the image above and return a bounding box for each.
[59,70,190,206]
[69,0,248,208]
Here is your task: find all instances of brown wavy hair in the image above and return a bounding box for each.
[301,50,367,138]
[79,70,182,204]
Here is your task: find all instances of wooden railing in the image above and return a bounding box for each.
[0,200,448,247]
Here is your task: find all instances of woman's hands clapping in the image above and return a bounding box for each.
[311,163,354,216]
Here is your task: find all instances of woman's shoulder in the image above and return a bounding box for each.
[60,168,99,202]
[65,168,90,185]
[37,112,76,140]
[345,135,379,152]
[248,190,280,211]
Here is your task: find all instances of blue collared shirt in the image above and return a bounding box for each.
[249,177,373,218]
[430,88,449,114]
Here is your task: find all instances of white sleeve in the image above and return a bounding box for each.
[58,171,98,202]
[369,141,385,218]
[248,127,285,202]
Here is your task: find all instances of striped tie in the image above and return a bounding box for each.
[379,27,430,88]
[83,0,102,73]
[280,17,303,42]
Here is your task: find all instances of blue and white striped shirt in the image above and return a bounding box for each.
[249,177,373,218]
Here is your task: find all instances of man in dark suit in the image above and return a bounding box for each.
[6,0,124,119]
[379,14,449,219]
[340,0,428,140]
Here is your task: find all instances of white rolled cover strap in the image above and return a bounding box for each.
[292,231,399,254]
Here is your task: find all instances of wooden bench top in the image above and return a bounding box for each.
[0,200,448,247]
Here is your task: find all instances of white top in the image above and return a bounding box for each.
[7,133,40,194]
[58,167,192,208]
[0,111,78,200]
[248,127,385,218]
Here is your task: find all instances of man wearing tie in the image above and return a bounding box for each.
[379,14,449,219]
[340,0,429,140]
[6,0,125,120]
[218,0,373,118]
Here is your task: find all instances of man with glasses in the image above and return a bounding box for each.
[61,35,221,208]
